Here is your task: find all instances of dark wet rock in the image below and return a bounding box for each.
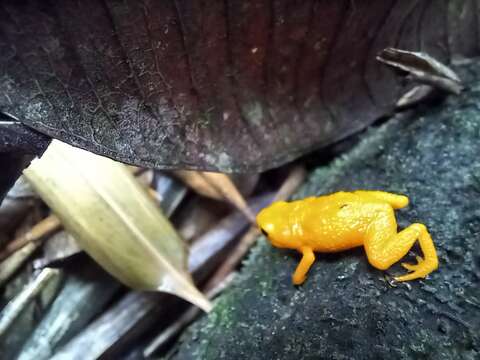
[171,61,480,360]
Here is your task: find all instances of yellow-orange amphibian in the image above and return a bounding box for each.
[256,191,438,285]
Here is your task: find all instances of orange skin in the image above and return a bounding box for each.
[256,191,438,285]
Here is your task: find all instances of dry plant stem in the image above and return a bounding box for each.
[271,166,307,203]
[0,215,61,261]
[0,268,60,336]
[0,242,43,287]
[205,166,307,292]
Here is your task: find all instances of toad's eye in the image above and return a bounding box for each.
[261,228,269,237]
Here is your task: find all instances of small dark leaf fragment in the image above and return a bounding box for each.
[377,48,464,95]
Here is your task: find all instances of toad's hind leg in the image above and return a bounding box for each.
[364,209,438,281]
[353,191,409,209]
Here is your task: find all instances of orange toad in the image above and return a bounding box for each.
[256,191,438,285]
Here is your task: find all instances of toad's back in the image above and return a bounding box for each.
[290,192,389,252]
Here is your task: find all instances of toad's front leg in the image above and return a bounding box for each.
[292,246,315,285]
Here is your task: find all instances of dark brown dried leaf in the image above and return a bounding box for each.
[174,171,255,222]
[0,1,478,172]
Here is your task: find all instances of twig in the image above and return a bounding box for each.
[204,166,307,292]
[0,242,43,287]
[0,215,61,261]
[0,268,60,336]
[271,166,307,203]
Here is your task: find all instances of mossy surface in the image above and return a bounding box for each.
[171,63,480,360]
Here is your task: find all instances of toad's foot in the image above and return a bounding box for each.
[395,255,438,282]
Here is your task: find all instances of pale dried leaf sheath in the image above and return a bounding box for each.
[24,140,211,312]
